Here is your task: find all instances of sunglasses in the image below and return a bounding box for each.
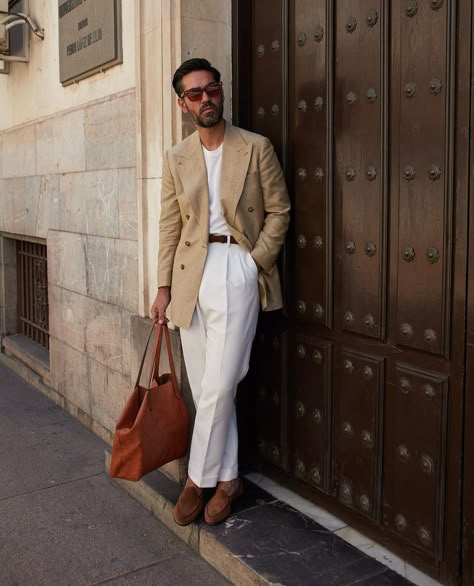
[180,81,223,102]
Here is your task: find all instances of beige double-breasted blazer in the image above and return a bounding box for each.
[157,122,291,329]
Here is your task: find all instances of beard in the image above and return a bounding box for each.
[191,100,224,128]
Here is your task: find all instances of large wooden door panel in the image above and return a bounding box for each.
[291,0,330,329]
[390,0,452,358]
[334,0,386,340]
[233,1,471,583]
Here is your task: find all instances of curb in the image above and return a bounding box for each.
[105,450,416,586]
[104,450,268,586]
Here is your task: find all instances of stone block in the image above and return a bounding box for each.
[48,285,87,353]
[1,265,17,335]
[2,125,36,178]
[85,235,138,313]
[49,337,91,415]
[27,175,60,239]
[59,170,121,238]
[142,177,161,300]
[23,176,39,236]
[0,237,17,335]
[0,176,60,239]
[36,109,86,175]
[89,358,130,433]
[118,167,137,241]
[22,176,40,236]
[85,91,136,170]
[47,284,62,345]
[181,0,231,24]
[121,310,133,380]
[0,178,22,234]
[84,298,123,372]
[49,282,132,376]
[48,231,87,295]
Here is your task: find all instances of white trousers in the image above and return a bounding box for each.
[180,242,260,487]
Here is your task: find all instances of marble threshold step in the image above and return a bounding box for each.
[105,450,435,586]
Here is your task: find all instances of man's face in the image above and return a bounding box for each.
[178,70,224,128]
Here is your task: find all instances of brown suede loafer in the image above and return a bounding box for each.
[204,479,244,526]
[173,486,204,526]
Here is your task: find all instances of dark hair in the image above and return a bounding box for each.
[172,58,221,96]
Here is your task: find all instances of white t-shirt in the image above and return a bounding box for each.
[202,143,230,236]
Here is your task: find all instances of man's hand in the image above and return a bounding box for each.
[150,286,171,324]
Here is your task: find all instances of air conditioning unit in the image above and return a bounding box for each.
[0,0,44,74]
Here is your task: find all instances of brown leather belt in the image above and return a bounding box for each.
[209,234,238,244]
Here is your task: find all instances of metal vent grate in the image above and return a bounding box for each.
[16,240,49,349]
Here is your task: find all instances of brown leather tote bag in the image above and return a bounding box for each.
[110,321,190,481]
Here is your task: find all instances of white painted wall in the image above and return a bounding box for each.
[0,0,136,131]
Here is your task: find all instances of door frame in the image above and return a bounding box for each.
[462,1,474,584]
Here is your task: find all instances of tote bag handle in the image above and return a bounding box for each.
[133,318,158,390]
[149,324,181,399]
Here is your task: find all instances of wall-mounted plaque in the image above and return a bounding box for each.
[58,0,122,85]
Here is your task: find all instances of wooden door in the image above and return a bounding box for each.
[233,1,471,583]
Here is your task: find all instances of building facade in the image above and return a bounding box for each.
[0,0,231,443]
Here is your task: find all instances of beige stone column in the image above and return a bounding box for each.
[135,0,232,317]
[135,0,183,317]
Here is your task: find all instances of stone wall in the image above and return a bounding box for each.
[0,0,233,460]
[0,89,137,441]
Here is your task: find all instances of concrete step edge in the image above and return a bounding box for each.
[104,450,269,586]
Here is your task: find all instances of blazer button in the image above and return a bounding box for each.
[248,206,254,212]
[180,264,185,270]
[186,214,190,220]
[185,241,190,246]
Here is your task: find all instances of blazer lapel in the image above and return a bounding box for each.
[220,124,252,223]
[174,131,209,240]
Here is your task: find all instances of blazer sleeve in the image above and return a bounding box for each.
[250,137,291,271]
[157,151,182,287]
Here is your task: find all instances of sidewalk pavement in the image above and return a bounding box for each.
[0,362,228,586]
[0,357,418,586]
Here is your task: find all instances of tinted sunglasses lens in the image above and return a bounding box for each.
[205,84,222,97]
[185,90,203,102]
[184,83,221,102]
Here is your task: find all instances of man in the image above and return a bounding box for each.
[150,58,290,526]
